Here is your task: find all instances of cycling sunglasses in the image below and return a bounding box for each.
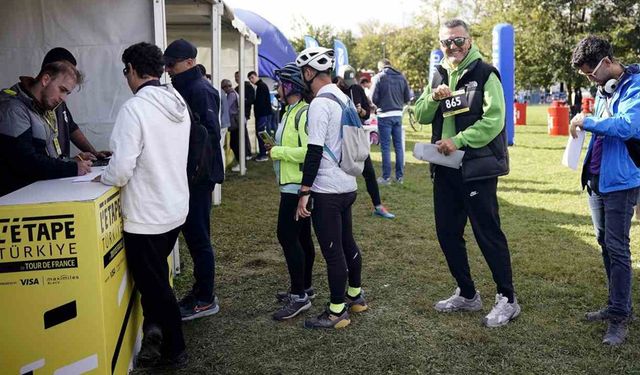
[440,37,468,48]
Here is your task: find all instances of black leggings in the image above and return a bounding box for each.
[277,192,315,295]
[311,191,362,304]
[362,155,381,207]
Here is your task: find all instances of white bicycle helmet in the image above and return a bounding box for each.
[295,47,335,72]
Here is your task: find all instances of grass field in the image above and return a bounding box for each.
[134,105,640,374]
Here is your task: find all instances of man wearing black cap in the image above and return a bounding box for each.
[42,47,111,161]
[164,38,223,321]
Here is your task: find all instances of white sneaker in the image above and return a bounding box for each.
[483,294,520,327]
[434,287,482,312]
[231,164,240,172]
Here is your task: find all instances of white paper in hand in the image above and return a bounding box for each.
[561,130,586,170]
[413,143,465,169]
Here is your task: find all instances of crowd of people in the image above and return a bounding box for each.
[1,17,639,370]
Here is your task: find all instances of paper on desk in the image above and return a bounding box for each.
[561,130,586,170]
[413,143,465,169]
[72,169,103,183]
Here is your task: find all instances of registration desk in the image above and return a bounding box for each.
[0,178,143,374]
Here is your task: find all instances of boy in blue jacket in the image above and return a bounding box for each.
[570,35,640,346]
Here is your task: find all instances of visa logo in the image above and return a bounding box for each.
[21,278,39,286]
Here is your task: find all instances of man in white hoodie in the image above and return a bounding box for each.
[99,42,190,369]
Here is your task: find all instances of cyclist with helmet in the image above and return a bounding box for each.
[295,47,367,329]
[337,66,396,219]
[266,63,317,321]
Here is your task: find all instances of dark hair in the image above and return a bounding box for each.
[379,58,391,67]
[36,60,84,86]
[359,77,370,84]
[443,19,470,34]
[571,35,613,69]
[42,47,77,68]
[122,42,164,79]
[247,71,257,78]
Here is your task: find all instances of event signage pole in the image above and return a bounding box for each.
[492,23,515,146]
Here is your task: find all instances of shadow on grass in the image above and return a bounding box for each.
[130,158,640,375]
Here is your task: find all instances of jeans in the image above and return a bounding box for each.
[256,114,272,157]
[182,184,216,302]
[588,186,638,318]
[377,116,404,180]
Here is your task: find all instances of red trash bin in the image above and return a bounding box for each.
[514,102,527,125]
[581,97,595,114]
[547,100,570,136]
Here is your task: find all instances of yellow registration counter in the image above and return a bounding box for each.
[0,178,143,374]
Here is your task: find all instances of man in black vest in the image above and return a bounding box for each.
[415,19,519,327]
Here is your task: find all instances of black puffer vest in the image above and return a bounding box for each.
[431,59,509,182]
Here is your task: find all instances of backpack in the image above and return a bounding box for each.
[186,106,214,186]
[316,92,370,176]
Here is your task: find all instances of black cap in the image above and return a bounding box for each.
[42,47,77,68]
[164,39,197,64]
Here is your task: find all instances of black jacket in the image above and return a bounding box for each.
[171,67,224,186]
[0,81,77,196]
[55,102,79,158]
[430,60,509,182]
[253,79,272,118]
[235,81,255,120]
[341,84,370,124]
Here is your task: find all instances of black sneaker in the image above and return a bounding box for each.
[136,324,162,367]
[180,295,220,321]
[603,317,629,346]
[345,291,368,313]
[303,304,350,329]
[585,307,610,322]
[276,287,316,303]
[151,351,188,370]
[273,294,312,321]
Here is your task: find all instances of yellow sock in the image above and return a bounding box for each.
[329,303,345,314]
[347,287,361,298]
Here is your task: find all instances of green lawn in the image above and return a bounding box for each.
[135,105,640,374]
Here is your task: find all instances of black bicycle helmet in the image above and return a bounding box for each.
[275,62,307,92]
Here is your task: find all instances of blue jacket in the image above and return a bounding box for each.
[171,66,224,186]
[582,64,640,194]
[371,67,411,113]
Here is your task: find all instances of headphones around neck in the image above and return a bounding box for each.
[598,66,628,97]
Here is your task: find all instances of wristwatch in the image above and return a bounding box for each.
[298,189,311,197]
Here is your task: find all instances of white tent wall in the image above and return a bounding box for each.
[0,0,156,153]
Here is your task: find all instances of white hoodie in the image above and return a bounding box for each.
[101,84,190,234]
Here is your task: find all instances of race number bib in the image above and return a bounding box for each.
[440,89,469,118]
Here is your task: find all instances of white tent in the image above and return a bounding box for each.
[0,0,259,185]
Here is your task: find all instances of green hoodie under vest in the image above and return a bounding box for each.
[415,45,505,149]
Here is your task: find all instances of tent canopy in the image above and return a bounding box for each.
[233,8,296,79]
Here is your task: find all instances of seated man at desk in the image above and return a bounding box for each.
[0,60,92,196]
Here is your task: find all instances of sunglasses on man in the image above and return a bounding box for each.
[577,57,607,79]
[440,37,468,48]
